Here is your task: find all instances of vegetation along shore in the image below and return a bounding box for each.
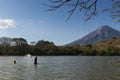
[0,37,120,56]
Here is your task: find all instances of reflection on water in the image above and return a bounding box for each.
[0,56,119,80]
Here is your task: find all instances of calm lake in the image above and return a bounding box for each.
[0,56,119,80]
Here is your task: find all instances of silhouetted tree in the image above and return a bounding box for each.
[45,0,120,22]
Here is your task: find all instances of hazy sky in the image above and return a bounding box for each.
[0,0,119,45]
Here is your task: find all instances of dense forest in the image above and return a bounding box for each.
[0,38,120,56]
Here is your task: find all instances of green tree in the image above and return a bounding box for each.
[0,40,11,55]
[105,45,120,56]
[85,44,92,49]
[12,38,28,55]
[35,40,58,55]
[12,38,28,45]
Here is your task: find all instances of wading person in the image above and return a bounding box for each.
[34,56,37,64]
[13,60,16,64]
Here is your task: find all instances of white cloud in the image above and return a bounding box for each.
[0,19,16,29]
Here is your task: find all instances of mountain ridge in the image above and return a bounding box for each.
[67,25,120,46]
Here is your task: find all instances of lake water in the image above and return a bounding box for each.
[0,56,119,80]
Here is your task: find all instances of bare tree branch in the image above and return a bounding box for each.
[45,0,120,22]
[44,0,68,11]
[45,0,98,22]
[102,0,120,22]
[107,0,120,22]
[65,0,79,22]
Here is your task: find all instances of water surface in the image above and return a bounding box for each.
[0,56,119,80]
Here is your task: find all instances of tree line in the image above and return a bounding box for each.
[0,39,120,56]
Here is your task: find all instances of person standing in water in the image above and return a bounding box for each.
[34,56,37,64]
[13,60,16,64]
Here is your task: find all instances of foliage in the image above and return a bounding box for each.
[12,38,28,45]
[0,39,120,56]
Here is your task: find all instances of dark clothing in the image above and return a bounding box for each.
[13,60,16,64]
[34,56,37,64]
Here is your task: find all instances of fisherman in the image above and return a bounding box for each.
[34,56,37,64]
